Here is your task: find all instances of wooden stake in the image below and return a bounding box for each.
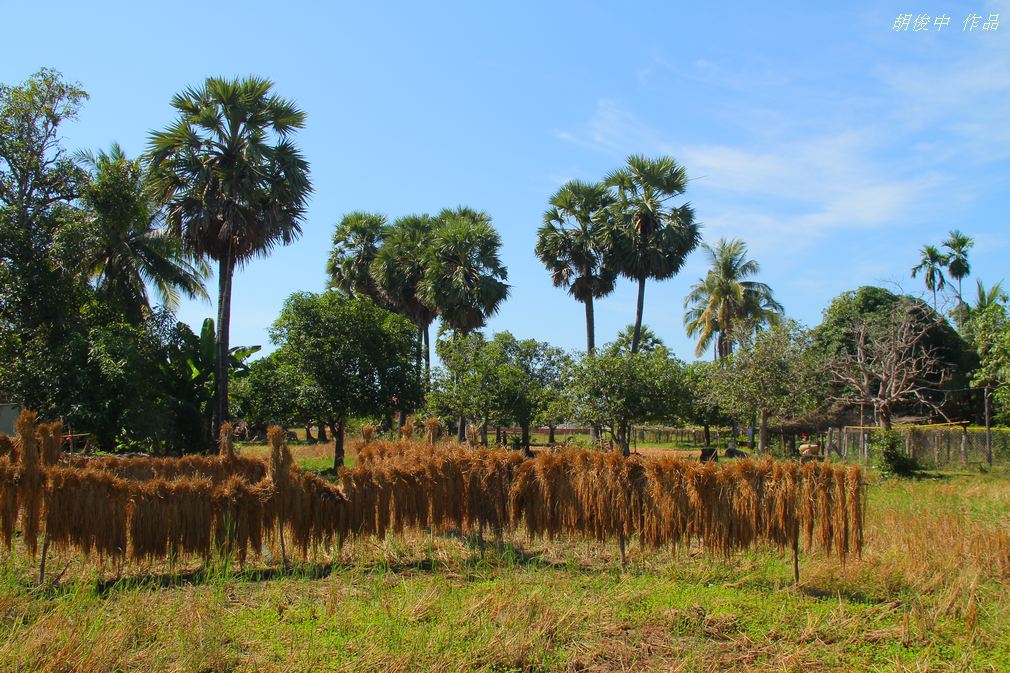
[792,525,800,584]
[38,535,49,585]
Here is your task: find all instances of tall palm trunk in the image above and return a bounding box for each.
[631,276,646,354]
[213,246,234,450]
[423,323,431,390]
[586,294,600,441]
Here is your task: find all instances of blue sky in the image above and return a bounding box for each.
[4,1,1008,361]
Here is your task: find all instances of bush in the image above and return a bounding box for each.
[873,430,920,478]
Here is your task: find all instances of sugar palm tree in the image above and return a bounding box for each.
[683,238,782,360]
[80,144,208,322]
[535,180,617,354]
[911,244,950,310]
[605,155,700,354]
[942,229,974,302]
[327,211,388,305]
[420,207,509,334]
[420,206,509,440]
[371,214,439,386]
[148,76,311,444]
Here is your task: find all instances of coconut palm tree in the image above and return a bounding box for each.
[605,155,700,354]
[974,279,1007,311]
[535,180,617,354]
[420,206,509,440]
[327,211,388,305]
[80,144,208,322]
[911,244,950,310]
[371,214,439,386]
[942,229,974,302]
[148,76,311,444]
[683,238,782,360]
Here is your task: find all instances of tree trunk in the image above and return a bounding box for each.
[480,419,488,446]
[332,416,345,471]
[618,421,631,457]
[521,423,532,456]
[304,425,315,443]
[457,416,466,442]
[317,422,327,442]
[585,295,595,355]
[879,407,892,430]
[213,248,234,451]
[548,425,556,445]
[631,276,646,354]
[702,423,711,447]
[423,323,431,391]
[758,409,768,453]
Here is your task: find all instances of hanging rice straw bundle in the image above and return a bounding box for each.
[0,458,19,548]
[0,434,13,460]
[45,467,128,558]
[424,418,443,445]
[15,410,44,555]
[219,422,236,461]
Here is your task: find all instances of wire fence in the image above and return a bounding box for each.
[838,426,1010,468]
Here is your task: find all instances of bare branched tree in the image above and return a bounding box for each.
[828,300,952,429]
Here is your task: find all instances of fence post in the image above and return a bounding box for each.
[985,386,993,467]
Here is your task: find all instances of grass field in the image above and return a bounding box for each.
[0,444,1007,672]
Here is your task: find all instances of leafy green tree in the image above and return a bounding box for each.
[911,244,950,311]
[962,300,1010,423]
[680,361,728,448]
[535,180,617,354]
[0,69,93,420]
[572,348,686,455]
[684,238,782,359]
[231,348,323,436]
[482,333,569,452]
[605,155,700,354]
[79,144,208,322]
[271,292,421,468]
[707,321,818,452]
[428,330,491,439]
[148,76,311,445]
[326,211,389,305]
[942,229,974,303]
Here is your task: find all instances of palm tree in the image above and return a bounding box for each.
[605,155,700,354]
[371,214,439,387]
[419,206,509,440]
[148,76,311,444]
[420,207,509,334]
[974,279,1007,311]
[942,229,974,302]
[911,244,950,310]
[327,211,388,305]
[80,144,208,322]
[684,238,782,360]
[535,180,617,355]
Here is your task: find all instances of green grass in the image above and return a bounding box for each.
[1,453,1008,672]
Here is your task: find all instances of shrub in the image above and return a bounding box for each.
[873,429,920,478]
